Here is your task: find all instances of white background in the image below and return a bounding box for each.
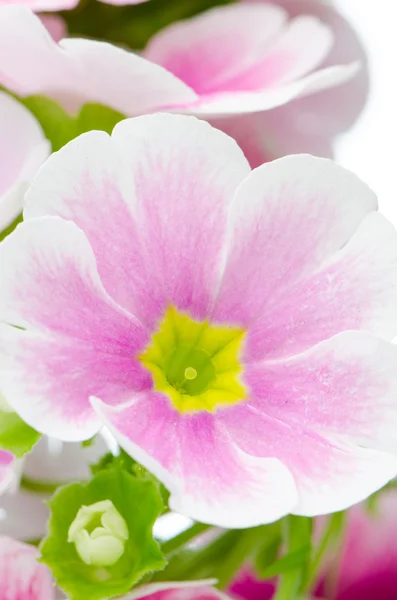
[334,0,397,225]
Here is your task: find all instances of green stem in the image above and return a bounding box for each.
[300,512,345,596]
[216,528,261,589]
[273,516,312,600]
[20,475,61,495]
[161,522,212,556]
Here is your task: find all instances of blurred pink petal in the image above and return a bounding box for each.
[227,0,368,165]
[0,4,357,118]
[0,451,15,496]
[123,581,233,600]
[319,490,397,600]
[39,14,66,41]
[231,491,397,599]
[0,92,50,231]
[100,0,149,4]
[2,0,78,10]
[0,536,54,599]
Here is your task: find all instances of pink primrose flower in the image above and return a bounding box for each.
[1,115,397,527]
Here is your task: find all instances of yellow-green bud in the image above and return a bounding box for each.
[68,500,129,567]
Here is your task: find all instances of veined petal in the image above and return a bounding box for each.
[25,114,251,328]
[246,332,397,454]
[0,536,54,599]
[0,92,49,231]
[218,405,397,516]
[92,394,298,528]
[245,213,397,361]
[212,155,394,358]
[0,218,150,440]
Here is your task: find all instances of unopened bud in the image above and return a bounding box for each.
[68,500,129,567]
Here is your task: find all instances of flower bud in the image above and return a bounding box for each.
[68,500,129,567]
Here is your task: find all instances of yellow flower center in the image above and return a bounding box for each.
[139,306,247,413]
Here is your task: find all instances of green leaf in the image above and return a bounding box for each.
[273,516,313,600]
[253,522,282,578]
[21,96,126,152]
[300,511,346,596]
[40,467,166,600]
[77,103,125,136]
[0,409,40,458]
[22,96,78,152]
[259,545,312,579]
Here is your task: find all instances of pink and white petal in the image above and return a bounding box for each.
[215,16,333,93]
[25,115,251,327]
[123,581,231,600]
[0,536,54,599]
[0,451,15,495]
[213,154,376,332]
[217,405,397,516]
[40,15,67,42]
[244,212,397,361]
[0,92,50,231]
[59,38,197,116]
[212,112,334,170]
[99,0,149,5]
[246,332,397,453]
[145,4,288,95]
[0,7,76,98]
[263,0,369,137]
[0,7,195,115]
[180,62,359,117]
[93,394,298,528]
[0,218,150,440]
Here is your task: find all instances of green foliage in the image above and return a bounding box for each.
[0,409,40,458]
[22,96,125,152]
[91,449,170,508]
[40,467,166,600]
[63,0,236,50]
[273,516,313,600]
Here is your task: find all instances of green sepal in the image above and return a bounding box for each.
[0,409,41,458]
[21,95,125,151]
[91,450,170,508]
[40,467,166,600]
[0,214,23,243]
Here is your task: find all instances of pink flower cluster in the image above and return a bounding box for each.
[0,0,397,528]
[0,0,396,597]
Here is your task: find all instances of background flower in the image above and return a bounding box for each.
[0,92,50,233]
[0,536,54,599]
[231,489,397,600]
[0,4,357,119]
[219,0,368,165]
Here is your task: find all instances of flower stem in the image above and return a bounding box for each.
[300,511,345,596]
[161,522,212,556]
